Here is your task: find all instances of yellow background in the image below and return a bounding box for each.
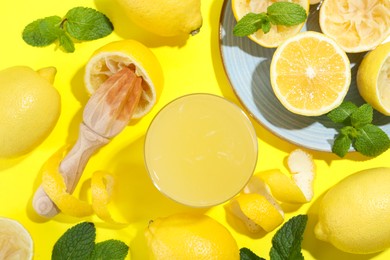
[0,0,389,259]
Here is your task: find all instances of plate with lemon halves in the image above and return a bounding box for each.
[218,0,390,152]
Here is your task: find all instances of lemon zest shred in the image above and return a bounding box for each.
[41,147,93,217]
[91,171,127,225]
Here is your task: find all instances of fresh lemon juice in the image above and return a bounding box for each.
[144,94,258,207]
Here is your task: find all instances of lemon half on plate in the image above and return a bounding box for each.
[231,0,310,48]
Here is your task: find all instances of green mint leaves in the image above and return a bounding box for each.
[22,7,113,53]
[269,214,307,260]
[240,215,308,260]
[233,2,307,37]
[240,248,266,260]
[52,222,129,260]
[327,101,390,158]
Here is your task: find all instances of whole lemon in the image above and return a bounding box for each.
[314,167,390,254]
[0,66,61,157]
[145,213,239,259]
[115,0,202,37]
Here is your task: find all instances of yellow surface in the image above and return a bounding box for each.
[0,0,389,259]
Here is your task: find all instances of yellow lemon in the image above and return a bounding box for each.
[145,213,239,259]
[314,167,390,254]
[115,0,202,37]
[0,217,33,260]
[232,0,309,48]
[319,0,390,53]
[0,66,60,157]
[357,41,390,115]
[84,40,163,119]
[270,31,351,116]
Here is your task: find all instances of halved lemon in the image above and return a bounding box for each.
[270,31,351,116]
[84,39,164,119]
[232,0,309,48]
[319,0,390,53]
[0,217,33,260]
[357,41,390,115]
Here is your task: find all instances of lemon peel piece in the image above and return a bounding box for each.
[229,193,284,233]
[227,176,284,233]
[258,149,315,203]
[258,170,308,204]
[287,149,315,201]
[91,171,126,225]
[41,148,127,222]
[41,148,93,217]
[227,149,315,233]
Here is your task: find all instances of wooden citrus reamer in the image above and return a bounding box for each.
[33,67,142,218]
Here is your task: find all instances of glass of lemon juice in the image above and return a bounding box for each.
[144,93,258,207]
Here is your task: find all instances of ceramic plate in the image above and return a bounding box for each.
[219,0,390,152]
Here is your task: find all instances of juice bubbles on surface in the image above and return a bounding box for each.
[144,94,258,207]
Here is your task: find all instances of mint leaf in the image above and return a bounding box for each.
[233,2,306,36]
[261,17,272,34]
[340,125,358,138]
[52,222,96,260]
[328,101,390,157]
[332,134,352,157]
[22,7,113,52]
[22,16,62,46]
[267,2,307,26]
[350,103,373,128]
[240,247,266,260]
[269,215,307,260]
[354,124,390,157]
[233,13,268,36]
[327,101,358,124]
[58,31,75,53]
[90,239,129,260]
[64,7,113,41]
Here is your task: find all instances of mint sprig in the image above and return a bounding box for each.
[22,7,113,53]
[52,222,129,260]
[327,101,390,157]
[269,214,307,260]
[240,247,266,260]
[233,2,307,36]
[240,215,308,260]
